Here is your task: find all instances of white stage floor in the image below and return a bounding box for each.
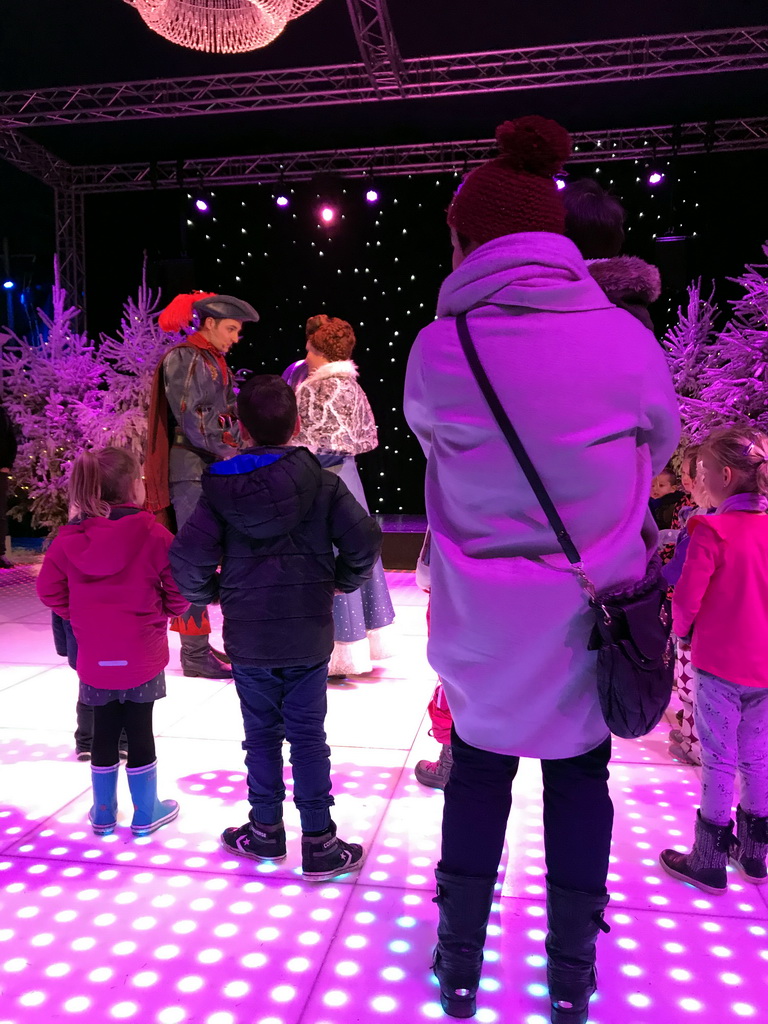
[0,562,766,1024]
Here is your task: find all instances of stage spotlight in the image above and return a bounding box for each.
[194,197,210,213]
[365,187,379,204]
[320,205,336,224]
[555,178,566,191]
[647,170,664,186]
[3,280,14,290]
[275,194,290,208]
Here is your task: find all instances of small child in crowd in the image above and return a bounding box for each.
[169,375,382,881]
[650,463,686,530]
[663,444,714,766]
[37,448,189,836]
[660,427,768,893]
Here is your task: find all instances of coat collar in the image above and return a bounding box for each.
[304,359,358,383]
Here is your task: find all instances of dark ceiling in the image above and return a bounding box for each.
[1,0,768,168]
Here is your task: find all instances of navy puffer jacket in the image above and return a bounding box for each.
[169,445,382,666]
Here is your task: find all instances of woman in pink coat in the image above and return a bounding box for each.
[660,427,768,893]
[37,447,189,837]
[403,116,679,1022]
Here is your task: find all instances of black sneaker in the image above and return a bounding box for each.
[302,821,365,881]
[76,750,91,762]
[220,820,287,862]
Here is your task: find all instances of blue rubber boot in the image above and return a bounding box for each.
[126,761,179,837]
[89,763,119,835]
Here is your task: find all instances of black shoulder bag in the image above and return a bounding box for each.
[456,312,674,740]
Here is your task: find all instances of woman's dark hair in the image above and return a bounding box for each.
[237,375,298,446]
[562,179,625,259]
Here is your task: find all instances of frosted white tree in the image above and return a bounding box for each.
[0,259,178,530]
[664,243,768,439]
[79,263,177,455]
[0,258,107,529]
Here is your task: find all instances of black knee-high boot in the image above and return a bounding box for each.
[545,882,610,1024]
[432,866,497,1019]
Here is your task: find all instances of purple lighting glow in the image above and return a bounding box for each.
[365,188,379,204]
[194,198,209,212]
[648,171,664,186]
[320,205,336,224]
[276,194,290,207]
[555,178,566,191]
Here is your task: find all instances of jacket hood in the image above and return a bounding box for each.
[436,232,617,318]
[58,508,154,577]
[202,446,322,539]
[587,256,662,307]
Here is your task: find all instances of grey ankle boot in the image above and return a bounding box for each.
[545,882,610,1024]
[415,745,453,790]
[659,809,734,894]
[730,805,768,884]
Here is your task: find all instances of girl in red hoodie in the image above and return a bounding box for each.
[37,448,189,836]
[660,427,768,893]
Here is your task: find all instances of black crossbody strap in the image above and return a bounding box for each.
[456,311,582,566]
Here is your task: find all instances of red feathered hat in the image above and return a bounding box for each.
[158,291,217,333]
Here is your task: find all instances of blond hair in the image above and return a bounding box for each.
[69,447,141,519]
[699,427,768,497]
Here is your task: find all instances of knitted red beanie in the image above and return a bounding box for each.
[447,116,572,244]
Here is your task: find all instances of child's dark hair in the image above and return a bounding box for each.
[562,179,625,259]
[69,447,141,519]
[699,427,768,496]
[237,375,298,446]
[660,463,679,486]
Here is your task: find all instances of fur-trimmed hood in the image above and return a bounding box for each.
[587,256,661,304]
[303,360,358,384]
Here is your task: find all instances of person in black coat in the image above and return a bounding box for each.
[169,375,382,881]
[0,400,18,569]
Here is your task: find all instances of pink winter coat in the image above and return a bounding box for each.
[672,512,768,688]
[36,507,189,688]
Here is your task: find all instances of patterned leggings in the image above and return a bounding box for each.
[694,669,768,825]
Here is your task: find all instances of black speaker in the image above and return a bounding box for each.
[654,236,690,291]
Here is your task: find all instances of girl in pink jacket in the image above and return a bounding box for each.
[37,448,189,837]
[660,427,768,893]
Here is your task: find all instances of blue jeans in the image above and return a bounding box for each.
[231,660,334,833]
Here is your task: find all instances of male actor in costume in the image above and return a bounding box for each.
[145,291,259,677]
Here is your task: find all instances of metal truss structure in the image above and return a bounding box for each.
[346,0,405,93]
[0,128,71,187]
[70,118,768,193]
[54,187,86,312]
[1,26,767,127]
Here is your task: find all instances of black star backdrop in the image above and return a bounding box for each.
[19,148,767,514]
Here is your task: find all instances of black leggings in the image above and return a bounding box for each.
[91,701,156,769]
[441,727,614,894]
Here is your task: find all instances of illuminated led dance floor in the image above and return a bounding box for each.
[0,563,766,1023]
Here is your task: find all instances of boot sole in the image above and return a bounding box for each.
[219,835,287,863]
[438,991,476,1018]
[730,856,768,884]
[659,854,726,894]
[302,854,365,882]
[551,1001,589,1024]
[414,770,447,790]
[90,821,117,836]
[131,804,180,837]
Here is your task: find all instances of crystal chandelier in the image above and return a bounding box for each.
[124,0,326,54]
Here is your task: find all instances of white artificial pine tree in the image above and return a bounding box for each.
[0,258,107,529]
[0,258,178,531]
[664,243,768,440]
[80,261,177,455]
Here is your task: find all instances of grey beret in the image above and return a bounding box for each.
[193,294,260,323]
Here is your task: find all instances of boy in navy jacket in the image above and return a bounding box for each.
[170,375,381,880]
